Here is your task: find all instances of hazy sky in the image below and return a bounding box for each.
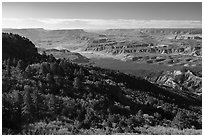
[2,2,202,29]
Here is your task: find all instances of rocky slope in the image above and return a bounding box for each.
[84,29,202,57]
[84,29,202,68]
[85,39,201,57]
[145,69,202,96]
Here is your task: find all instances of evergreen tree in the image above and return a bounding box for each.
[74,69,78,76]
[12,58,17,67]
[78,68,84,76]
[49,54,55,62]
[17,60,24,70]
[63,60,71,75]
[48,94,56,118]
[32,91,41,119]
[50,62,59,75]
[59,59,64,67]
[46,73,55,83]
[135,109,144,126]
[171,111,188,130]
[6,58,11,76]
[46,73,55,94]
[116,126,124,133]
[137,109,143,117]
[40,62,50,75]
[105,120,112,128]
[15,91,23,129]
[22,85,33,123]
[3,60,7,68]
[73,77,82,90]
[78,68,85,79]
[58,59,65,75]
[25,65,32,78]
[6,58,11,65]
[42,51,47,58]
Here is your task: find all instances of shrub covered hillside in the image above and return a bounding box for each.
[2,33,202,135]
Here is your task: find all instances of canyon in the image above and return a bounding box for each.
[3,28,202,95]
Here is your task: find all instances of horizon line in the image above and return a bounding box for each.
[3,18,202,30]
[2,27,203,30]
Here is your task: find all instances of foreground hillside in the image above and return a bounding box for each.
[2,33,202,135]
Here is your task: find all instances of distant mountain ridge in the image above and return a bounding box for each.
[2,28,92,50]
[3,28,202,50]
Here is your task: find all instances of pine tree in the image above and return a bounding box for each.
[40,62,49,75]
[6,58,11,65]
[25,65,32,78]
[32,91,41,119]
[135,109,144,126]
[6,58,11,76]
[105,120,112,128]
[49,54,55,62]
[42,51,47,58]
[12,58,17,67]
[137,109,143,117]
[58,59,65,75]
[46,73,55,83]
[46,73,55,93]
[116,126,124,133]
[15,91,23,129]
[78,68,85,80]
[171,111,187,130]
[3,60,7,68]
[17,60,24,70]
[74,69,78,76]
[63,60,71,75]
[22,85,33,123]
[50,62,59,75]
[78,68,84,76]
[73,77,82,90]
[59,59,64,67]
[48,94,56,118]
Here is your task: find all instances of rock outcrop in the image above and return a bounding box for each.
[145,70,202,95]
[84,29,202,59]
[85,40,202,57]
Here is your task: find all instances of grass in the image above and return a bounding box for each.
[138,126,202,135]
[4,120,201,135]
[79,126,202,135]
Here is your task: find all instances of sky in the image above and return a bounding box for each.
[2,2,202,29]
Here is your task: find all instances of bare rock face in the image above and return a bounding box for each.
[182,70,202,93]
[145,70,202,95]
[85,39,202,58]
[82,29,202,65]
